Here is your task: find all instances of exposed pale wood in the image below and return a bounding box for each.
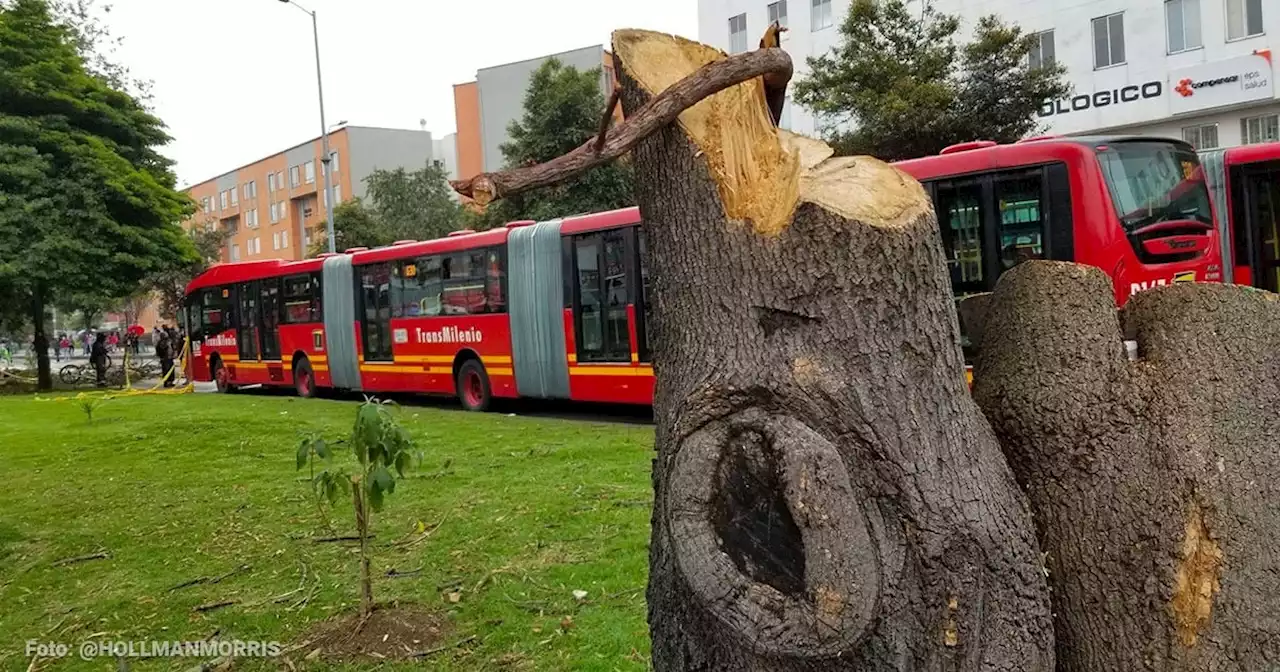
[449,46,792,206]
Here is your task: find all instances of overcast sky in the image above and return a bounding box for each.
[101,0,698,187]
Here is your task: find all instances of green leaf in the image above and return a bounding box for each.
[367,479,385,512]
[372,465,395,495]
[394,451,410,478]
[296,439,310,470]
[314,438,329,460]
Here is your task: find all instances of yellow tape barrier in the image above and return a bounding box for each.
[35,338,194,402]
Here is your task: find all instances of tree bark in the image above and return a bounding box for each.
[31,289,52,391]
[610,31,1052,670]
[973,262,1280,671]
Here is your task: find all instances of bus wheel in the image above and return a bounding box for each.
[294,358,315,398]
[213,359,235,394]
[456,359,491,412]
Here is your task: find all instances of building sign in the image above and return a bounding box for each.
[1168,52,1274,116]
[1039,81,1163,118]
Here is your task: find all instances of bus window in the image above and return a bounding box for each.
[485,246,507,314]
[359,264,393,362]
[602,231,630,359]
[576,237,603,355]
[441,252,488,315]
[637,228,652,363]
[237,281,260,361]
[282,274,320,323]
[573,231,631,363]
[996,174,1046,270]
[200,287,232,337]
[1097,142,1213,234]
[936,181,987,292]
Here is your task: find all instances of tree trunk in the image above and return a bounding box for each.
[31,289,52,391]
[353,481,374,618]
[973,262,1280,671]
[612,31,1052,671]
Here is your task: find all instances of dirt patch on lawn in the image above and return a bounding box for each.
[292,603,450,662]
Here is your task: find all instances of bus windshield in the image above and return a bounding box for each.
[1096,141,1214,233]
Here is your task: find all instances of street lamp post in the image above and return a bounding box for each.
[279,0,336,254]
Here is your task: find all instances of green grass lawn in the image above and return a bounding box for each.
[0,392,654,670]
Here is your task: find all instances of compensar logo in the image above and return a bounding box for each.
[1175,74,1240,97]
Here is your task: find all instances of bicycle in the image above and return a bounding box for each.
[59,357,123,388]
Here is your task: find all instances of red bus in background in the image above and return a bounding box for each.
[895,136,1221,305]
[1200,142,1280,291]
[183,208,653,409]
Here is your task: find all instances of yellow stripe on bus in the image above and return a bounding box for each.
[488,367,514,377]
[568,366,653,377]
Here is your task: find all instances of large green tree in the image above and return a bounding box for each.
[316,161,462,254]
[0,0,195,388]
[794,0,1070,161]
[471,58,633,228]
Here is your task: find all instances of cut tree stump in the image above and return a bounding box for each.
[454,28,1054,671]
[609,30,1051,671]
[973,261,1280,672]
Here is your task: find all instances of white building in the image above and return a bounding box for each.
[699,0,851,137]
[698,0,1276,150]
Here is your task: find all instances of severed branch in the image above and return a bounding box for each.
[595,84,621,153]
[758,22,789,126]
[450,47,792,206]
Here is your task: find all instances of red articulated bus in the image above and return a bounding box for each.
[1199,142,1280,291]
[183,207,654,409]
[895,135,1222,305]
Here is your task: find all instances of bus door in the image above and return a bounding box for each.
[237,281,260,362]
[260,279,281,360]
[571,229,634,364]
[358,263,393,362]
[1238,162,1280,292]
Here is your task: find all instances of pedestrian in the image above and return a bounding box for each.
[157,327,175,388]
[90,333,108,388]
[59,334,70,361]
[81,331,91,357]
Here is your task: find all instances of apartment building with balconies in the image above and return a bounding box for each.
[183,125,452,261]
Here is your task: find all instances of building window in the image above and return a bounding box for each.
[1182,123,1219,149]
[729,14,748,53]
[273,232,281,251]
[334,184,341,204]
[280,201,289,219]
[290,166,300,187]
[1166,0,1202,53]
[811,0,832,31]
[1242,113,1280,144]
[281,230,289,249]
[269,202,277,223]
[325,151,340,175]
[1092,12,1126,69]
[1226,0,1264,40]
[230,187,238,206]
[268,173,276,193]
[230,243,241,262]
[304,161,316,184]
[1029,30,1056,69]
[201,197,211,213]
[220,191,228,209]
[767,0,788,28]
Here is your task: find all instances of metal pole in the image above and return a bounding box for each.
[308,8,336,254]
